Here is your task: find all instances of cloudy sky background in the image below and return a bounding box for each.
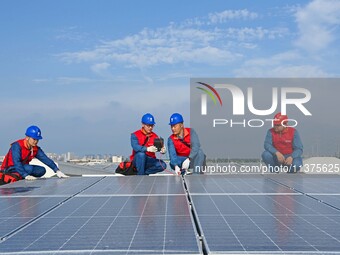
[0,0,339,157]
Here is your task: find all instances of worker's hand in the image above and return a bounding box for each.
[146,145,158,153]
[56,170,69,178]
[160,146,166,154]
[182,158,190,170]
[25,175,37,181]
[275,152,285,164]
[284,156,293,165]
[175,165,181,175]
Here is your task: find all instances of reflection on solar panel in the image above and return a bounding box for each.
[1,174,340,254]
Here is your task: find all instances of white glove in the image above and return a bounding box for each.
[146,145,158,153]
[175,165,181,175]
[160,146,166,154]
[56,170,69,178]
[182,158,190,170]
[25,175,37,181]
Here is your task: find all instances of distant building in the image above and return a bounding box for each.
[66,152,75,161]
[46,153,59,161]
[112,155,123,163]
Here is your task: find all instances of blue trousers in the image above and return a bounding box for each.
[170,149,206,174]
[261,151,302,173]
[6,164,46,177]
[133,152,166,175]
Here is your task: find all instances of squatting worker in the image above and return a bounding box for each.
[130,113,167,175]
[167,113,206,175]
[0,125,69,181]
[261,112,303,173]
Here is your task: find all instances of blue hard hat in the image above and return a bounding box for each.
[25,125,43,140]
[169,113,184,125]
[141,113,156,125]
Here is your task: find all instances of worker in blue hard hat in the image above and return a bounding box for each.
[0,125,69,183]
[167,113,206,175]
[130,113,167,175]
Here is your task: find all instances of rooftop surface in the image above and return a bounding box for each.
[1,174,340,254]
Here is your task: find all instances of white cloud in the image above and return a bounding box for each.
[57,26,241,68]
[181,9,259,27]
[226,27,288,41]
[91,62,111,76]
[33,78,50,83]
[57,77,95,84]
[271,65,328,77]
[57,24,287,69]
[244,51,301,67]
[208,9,258,24]
[234,51,329,77]
[55,8,289,70]
[238,42,257,49]
[55,26,89,42]
[235,64,328,77]
[295,0,340,51]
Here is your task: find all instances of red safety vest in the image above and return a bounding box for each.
[130,129,158,161]
[169,128,191,157]
[1,139,39,170]
[270,127,295,155]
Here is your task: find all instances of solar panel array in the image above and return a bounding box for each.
[186,175,340,254]
[1,174,340,254]
[0,176,200,254]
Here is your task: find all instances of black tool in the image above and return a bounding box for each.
[153,137,164,152]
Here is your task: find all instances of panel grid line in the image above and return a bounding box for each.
[211,178,282,252]
[90,197,132,254]
[21,196,110,251]
[126,177,157,254]
[0,177,106,243]
[265,194,340,244]
[245,195,318,251]
[162,176,169,254]
[268,176,340,213]
[56,196,113,252]
[200,177,246,252]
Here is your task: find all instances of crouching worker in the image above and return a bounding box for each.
[0,125,69,184]
[261,113,303,173]
[130,113,167,175]
[167,113,206,175]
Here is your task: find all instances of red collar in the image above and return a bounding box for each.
[174,127,189,139]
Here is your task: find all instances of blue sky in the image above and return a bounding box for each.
[0,0,339,157]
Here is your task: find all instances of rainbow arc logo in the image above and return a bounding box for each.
[196,82,223,115]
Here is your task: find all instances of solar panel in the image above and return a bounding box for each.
[0,177,103,197]
[187,174,340,254]
[312,195,340,209]
[268,174,340,194]
[185,175,296,194]
[0,197,66,238]
[2,174,340,254]
[0,176,201,254]
[80,176,186,195]
[0,196,200,254]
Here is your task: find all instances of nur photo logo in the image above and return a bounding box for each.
[197,82,311,117]
[193,79,313,129]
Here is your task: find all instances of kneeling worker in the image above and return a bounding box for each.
[130,113,167,175]
[1,125,69,182]
[167,113,206,175]
[261,113,303,173]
